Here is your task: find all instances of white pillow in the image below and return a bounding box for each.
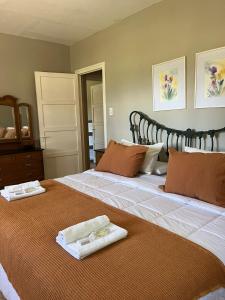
[153,161,168,176]
[121,139,163,174]
[184,146,225,154]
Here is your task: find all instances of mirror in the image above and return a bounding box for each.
[19,104,31,139]
[0,95,34,149]
[0,105,17,140]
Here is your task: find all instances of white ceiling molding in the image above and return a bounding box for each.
[0,0,162,45]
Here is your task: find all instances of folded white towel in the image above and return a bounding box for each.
[56,223,128,260]
[57,215,110,245]
[1,186,46,201]
[4,180,40,193]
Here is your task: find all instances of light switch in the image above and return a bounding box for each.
[109,107,114,116]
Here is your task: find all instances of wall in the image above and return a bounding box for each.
[70,0,225,149]
[0,33,70,140]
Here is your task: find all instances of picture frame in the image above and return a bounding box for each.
[152,56,186,112]
[195,46,225,108]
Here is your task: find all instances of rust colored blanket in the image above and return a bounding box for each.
[0,180,224,300]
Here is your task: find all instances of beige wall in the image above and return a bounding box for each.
[70,0,225,149]
[0,33,70,140]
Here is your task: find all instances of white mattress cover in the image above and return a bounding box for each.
[1,170,225,299]
[57,170,225,265]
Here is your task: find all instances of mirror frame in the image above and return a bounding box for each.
[0,95,34,150]
[18,103,34,145]
[0,95,20,145]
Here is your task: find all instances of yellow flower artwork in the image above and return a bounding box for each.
[204,59,225,98]
[159,68,178,102]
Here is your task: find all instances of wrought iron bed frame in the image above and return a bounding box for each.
[129,111,225,153]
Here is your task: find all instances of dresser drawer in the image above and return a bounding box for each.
[0,155,17,181]
[0,169,27,186]
[0,170,43,187]
[0,155,16,168]
[22,169,44,182]
[20,160,43,171]
[0,150,44,188]
[17,151,43,162]
[0,177,19,187]
[19,152,43,175]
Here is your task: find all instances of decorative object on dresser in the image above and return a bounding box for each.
[0,95,44,187]
[95,148,105,165]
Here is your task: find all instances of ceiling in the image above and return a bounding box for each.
[0,0,161,46]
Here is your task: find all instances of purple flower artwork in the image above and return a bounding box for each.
[160,69,178,101]
[205,60,225,98]
[153,56,185,111]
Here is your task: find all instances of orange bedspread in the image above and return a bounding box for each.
[0,180,224,300]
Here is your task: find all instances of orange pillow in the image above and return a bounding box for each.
[96,140,147,177]
[165,148,225,207]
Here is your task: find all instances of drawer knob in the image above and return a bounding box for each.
[25,163,32,167]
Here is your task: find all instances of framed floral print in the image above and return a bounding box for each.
[195,46,225,108]
[152,56,186,111]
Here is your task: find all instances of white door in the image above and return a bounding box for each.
[91,83,105,151]
[35,72,83,179]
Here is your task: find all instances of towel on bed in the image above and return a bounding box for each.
[4,180,41,193]
[57,215,110,245]
[56,215,128,259]
[1,181,46,201]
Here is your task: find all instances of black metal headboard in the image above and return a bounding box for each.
[129,111,225,153]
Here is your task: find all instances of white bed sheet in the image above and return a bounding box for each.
[1,170,225,300]
[57,170,225,265]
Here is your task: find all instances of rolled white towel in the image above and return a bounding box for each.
[4,180,40,193]
[1,186,46,201]
[57,215,110,245]
[56,223,128,260]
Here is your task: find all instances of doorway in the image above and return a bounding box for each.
[75,63,107,170]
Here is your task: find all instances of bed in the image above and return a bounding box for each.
[0,111,225,300]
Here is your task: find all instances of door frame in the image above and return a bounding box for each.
[75,62,107,170]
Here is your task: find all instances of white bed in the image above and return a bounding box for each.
[1,170,225,299]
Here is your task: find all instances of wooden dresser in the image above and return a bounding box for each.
[0,148,44,189]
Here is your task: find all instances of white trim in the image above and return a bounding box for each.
[75,62,107,148]
[75,62,104,75]
[34,71,76,78]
